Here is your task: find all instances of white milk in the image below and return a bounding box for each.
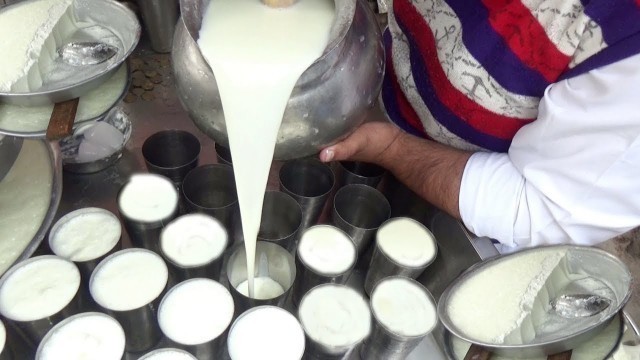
[298,225,356,275]
[228,306,305,360]
[36,312,125,360]
[371,277,437,337]
[377,218,437,267]
[118,174,178,222]
[197,0,335,297]
[236,277,285,300]
[0,256,80,322]
[160,214,228,267]
[158,278,234,346]
[90,249,168,312]
[139,348,197,360]
[298,284,371,348]
[50,208,121,262]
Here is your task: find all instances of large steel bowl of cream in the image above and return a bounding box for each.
[172,0,384,160]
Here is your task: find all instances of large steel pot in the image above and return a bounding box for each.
[172,0,384,160]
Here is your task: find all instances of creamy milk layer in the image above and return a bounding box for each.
[371,277,437,337]
[37,312,125,360]
[377,218,437,267]
[228,306,305,360]
[90,249,168,311]
[0,0,77,92]
[299,284,371,348]
[0,65,128,133]
[0,256,80,322]
[197,0,334,297]
[446,248,570,344]
[50,208,121,262]
[236,277,285,300]
[139,348,197,360]
[0,140,52,275]
[158,279,234,346]
[298,226,356,275]
[118,174,178,222]
[161,214,227,267]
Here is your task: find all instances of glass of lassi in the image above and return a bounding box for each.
[292,225,356,307]
[35,312,125,360]
[139,348,198,360]
[226,241,296,317]
[0,256,82,346]
[89,248,169,352]
[158,278,234,360]
[363,217,437,296]
[160,213,228,282]
[117,173,179,254]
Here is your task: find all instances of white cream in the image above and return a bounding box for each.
[228,306,305,360]
[377,218,437,267]
[50,208,121,262]
[298,226,356,275]
[90,249,168,312]
[0,65,129,133]
[160,214,227,267]
[299,284,371,348]
[197,0,334,297]
[0,256,80,322]
[371,277,437,337]
[36,312,125,360]
[158,279,234,346]
[139,348,197,360]
[118,174,178,222]
[0,140,52,275]
[0,0,77,92]
[446,248,569,344]
[236,277,285,300]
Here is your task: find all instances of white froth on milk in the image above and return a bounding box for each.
[158,278,234,346]
[50,208,121,262]
[299,284,371,348]
[118,174,178,222]
[371,278,437,337]
[197,0,335,297]
[36,313,126,360]
[298,226,356,275]
[377,218,437,267]
[139,348,197,360]
[236,276,285,300]
[0,256,80,322]
[228,306,305,360]
[90,249,168,312]
[160,214,228,267]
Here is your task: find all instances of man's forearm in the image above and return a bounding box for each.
[379,132,472,219]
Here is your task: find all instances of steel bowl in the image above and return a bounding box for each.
[0,0,140,106]
[437,245,633,358]
[172,0,385,160]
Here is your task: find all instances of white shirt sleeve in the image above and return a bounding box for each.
[459,52,640,250]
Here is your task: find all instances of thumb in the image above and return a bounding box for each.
[319,132,366,162]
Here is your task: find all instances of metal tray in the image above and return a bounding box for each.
[0,62,131,138]
[437,245,633,358]
[0,139,62,276]
[0,0,140,106]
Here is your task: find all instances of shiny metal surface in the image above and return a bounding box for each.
[136,0,179,53]
[437,245,633,358]
[172,0,385,160]
[0,0,140,106]
[142,129,201,184]
[58,42,118,67]
[257,191,302,252]
[0,136,22,182]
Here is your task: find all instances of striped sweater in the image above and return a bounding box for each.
[382,0,640,152]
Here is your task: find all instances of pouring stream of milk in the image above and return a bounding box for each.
[198,0,334,297]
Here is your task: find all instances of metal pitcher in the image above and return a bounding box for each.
[172,0,384,160]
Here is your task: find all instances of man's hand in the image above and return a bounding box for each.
[319,122,472,219]
[319,121,402,165]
